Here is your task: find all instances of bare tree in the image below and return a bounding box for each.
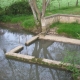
[28,0,50,31]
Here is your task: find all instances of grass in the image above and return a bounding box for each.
[0,14,35,29]
[50,22,80,38]
[46,6,80,16]
[1,1,80,35]
[62,51,80,79]
[22,18,35,29]
[1,6,80,36]
[48,0,80,10]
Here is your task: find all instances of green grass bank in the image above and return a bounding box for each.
[0,14,35,29]
[50,22,80,39]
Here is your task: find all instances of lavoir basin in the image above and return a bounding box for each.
[0,26,80,80]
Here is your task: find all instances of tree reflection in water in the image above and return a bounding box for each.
[0,59,72,80]
[0,26,79,80]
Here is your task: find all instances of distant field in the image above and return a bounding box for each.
[49,0,80,10]
[0,0,80,10]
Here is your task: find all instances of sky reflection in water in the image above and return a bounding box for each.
[0,26,79,80]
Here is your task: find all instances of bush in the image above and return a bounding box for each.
[22,18,35,29]
[5,1,32,15]
[0,7,4,15]
[0,7,2,11]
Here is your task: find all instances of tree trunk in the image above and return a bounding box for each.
[76,0,78,6]
[57,0,60,9]
[28,0,50,33]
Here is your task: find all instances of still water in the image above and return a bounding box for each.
[0,26,80,80]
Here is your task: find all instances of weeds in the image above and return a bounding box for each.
[62,51,80,80]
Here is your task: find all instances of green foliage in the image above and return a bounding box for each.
[50,22,80,38]
[62,51,80,65]
[1,0,80,11]
[62,51,80,80]
[77,33,80,39]
[57,23,80,38]
[47,0,80,11]
[22,19,35,29]
[50,22,60,28]
[0,15,12,22]
[5,1,32,15]
[10,15,29,23]
[67,65,80,80]
[0,7,2,14]
[0,14,35,29]
[46,6,80,16]
[0,7,4,16]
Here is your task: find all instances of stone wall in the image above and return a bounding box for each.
[41,14,80,33]
[59,14,80,23]
[45,14,80,25]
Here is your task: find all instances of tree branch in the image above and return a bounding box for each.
[42,0,46,17]
[28,0,38,24]
[46,0,51,8]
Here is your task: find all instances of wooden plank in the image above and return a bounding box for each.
[25,36,39,45]
[39,35,80,45]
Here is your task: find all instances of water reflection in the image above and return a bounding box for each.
[0,26,80,80]
[22,40,80,61]
[0,59,72,80]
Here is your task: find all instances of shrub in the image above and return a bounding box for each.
[22,18,35,29]
[5,1,32,15]
[0,7,4,15]
[0,7,5,21]
[62,51,80,80]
